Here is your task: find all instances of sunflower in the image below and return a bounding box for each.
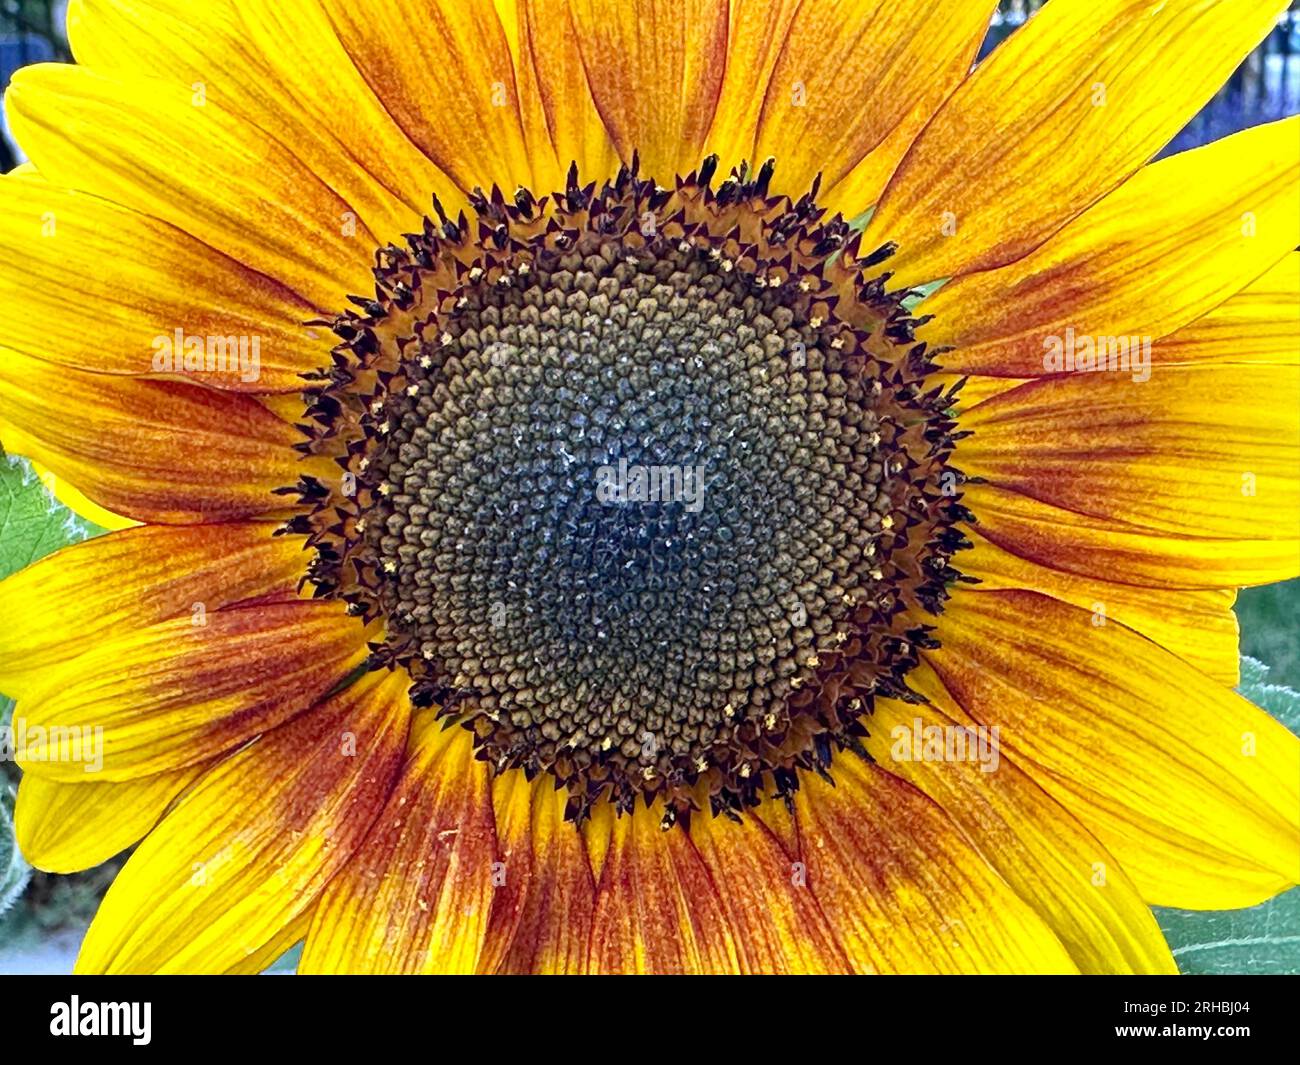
[0,0,1297,976]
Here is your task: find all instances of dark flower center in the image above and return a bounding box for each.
[283,158,972,826]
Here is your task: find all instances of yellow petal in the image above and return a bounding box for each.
[15,762,207,874]
[0,157,328,393]
[15,601,369,781]
[6,63,372,311]
[0,347,309,523]
[924,118,1300,376]
[965,481,1300,590]
[866,0,1291,288]
[234,0,466,222]
[568,0,729,179]
[1155,251,1300,366]
[68,0,456,230]
[865,686,1176,973]
[958,364,1300,543]
[926,589,1300,909]
[698,0,801,173]
[74,669,409,973]
[789,758,1078,973]
[959,533,1240,685]
[0,522,306,696]
[299,719,500,974]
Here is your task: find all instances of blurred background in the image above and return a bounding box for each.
[0,0,1297,974]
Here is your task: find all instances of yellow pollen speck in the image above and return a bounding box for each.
[440,331,453,345]
[764,712,777,729]
[739,763,752,778]
[382,559,397,573]
[881,514,894,529]
[406,384,419,397]
[810,315,823,328]
[830,337,845,349]
[469,266,484,281]
[418,354,433,369]
[601,735,613,751]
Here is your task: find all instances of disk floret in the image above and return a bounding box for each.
[281,158,973,825]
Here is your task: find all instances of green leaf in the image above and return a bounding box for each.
[1236,654,1300,731]
[0,782,28,920]
[0,455,105,581]
[1235,579,1300,689]
[1154,656,1300,974]
[1157,891,1300,976]
[0,455,104,937]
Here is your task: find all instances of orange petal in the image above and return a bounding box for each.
[0,523,307,695]
[924,118,1300,376]
[588,801,740,973]
[6,63,371,311]
[745,0,999,212]
[299,718,500,974]
[790,757,1078,973]
[0,348,309,523]
[964,481,1300,590]
[689,807,849,973]
[516,0,619,188]
[568,0,729,179]
[15,600,369,781]
[0,172,326,393]
[318,0,541,194]
[483,774,597,974]
[866,0,1291,288]
[68,0,452,222]
[959,533,1240,685]
[74,669,409,973]
[958,364,1300,542]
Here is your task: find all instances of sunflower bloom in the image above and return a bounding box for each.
[0,0,1297,975]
